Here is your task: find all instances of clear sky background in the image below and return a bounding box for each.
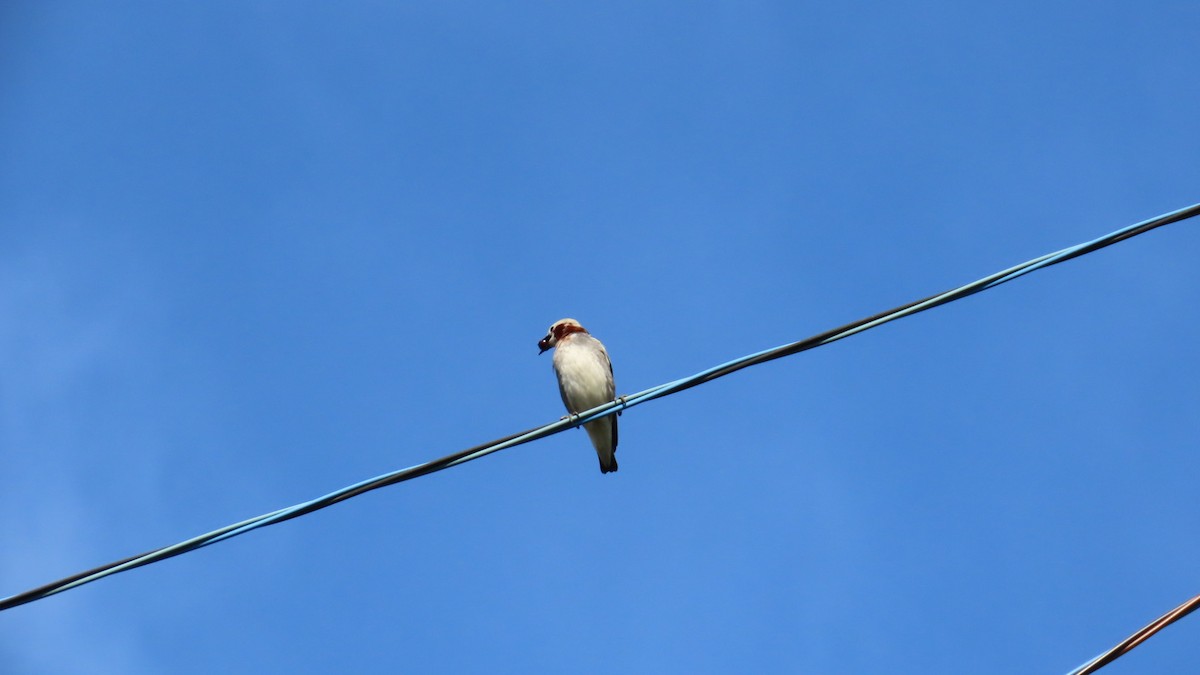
[2,3,1198,674]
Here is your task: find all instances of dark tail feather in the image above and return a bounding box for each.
[599,453,618,474]
[585,418,618,474]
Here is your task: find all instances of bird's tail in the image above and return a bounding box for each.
[584,419,618,474]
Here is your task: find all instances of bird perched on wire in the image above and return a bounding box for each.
[538,318,619,474]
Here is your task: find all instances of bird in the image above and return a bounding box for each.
[538,318,619,474]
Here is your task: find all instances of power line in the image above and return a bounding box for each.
[1066,593,1200,674]
[3,203,1198,664]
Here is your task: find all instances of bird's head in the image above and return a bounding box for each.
[538,318,587,354]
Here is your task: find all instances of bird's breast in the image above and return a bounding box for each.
[553,342,612,410]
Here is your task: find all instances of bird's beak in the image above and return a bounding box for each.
[537,335,552,354]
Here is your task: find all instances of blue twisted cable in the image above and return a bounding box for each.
[2,202,1197,613]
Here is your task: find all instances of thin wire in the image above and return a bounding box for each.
[2,203,1198,616]
[1065,594,1200,674]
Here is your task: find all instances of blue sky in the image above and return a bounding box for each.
[2,3,1198,673]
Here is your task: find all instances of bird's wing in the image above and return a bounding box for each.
[597,341,616,400]
[599,341,618,450]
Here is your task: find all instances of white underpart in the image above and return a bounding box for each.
[552,332,616,468]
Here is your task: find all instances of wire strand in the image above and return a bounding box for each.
[2,203,1198,625]
[1066,594,1200,675]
